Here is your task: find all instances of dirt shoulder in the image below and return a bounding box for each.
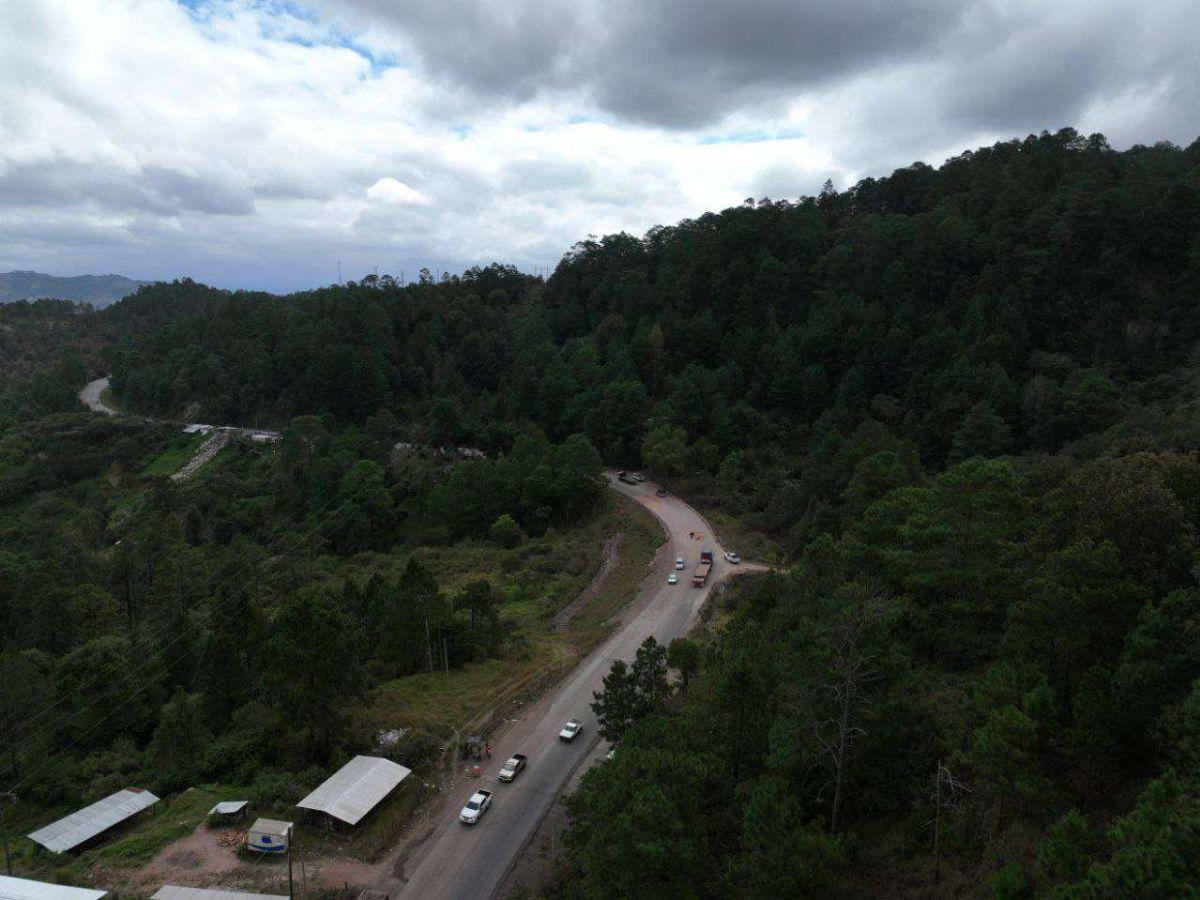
[337,496,665,896]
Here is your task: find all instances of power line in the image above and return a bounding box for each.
[5,313,514,786]
[1,377,425,766]
[4,272,546,791]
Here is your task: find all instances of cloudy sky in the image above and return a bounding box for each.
[1,0,1197,293]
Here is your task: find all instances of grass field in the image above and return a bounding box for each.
[139,431,206,477]
[11,786,232,887]
[360,494,663,739]
[696,505,785,565]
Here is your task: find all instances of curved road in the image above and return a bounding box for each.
[79,375,119,415]
[81,373,728,895]
[391,475,732,900]
[78,375,281,442]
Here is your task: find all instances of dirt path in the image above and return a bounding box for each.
[552,533,623,631]
[171,430,232,481]
[127,824,293,897]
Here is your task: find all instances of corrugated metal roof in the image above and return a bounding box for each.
[248,818,291,837]
[151,886,287,900]
[0,875,109,900]
[296,755,411,825]
[208,802,248,816]
[27,788,160,853]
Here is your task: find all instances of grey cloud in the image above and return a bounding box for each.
[500,159,594,193]
[0,158,174,213]
[588,0,966,127]
[937,7,1134,134]
[322,0,1200,140]
[321,0,965,127]
[143,165,255,215]
[325,0,582,103]
[0,158,254,216]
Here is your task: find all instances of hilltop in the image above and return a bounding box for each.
[0,269,150,307]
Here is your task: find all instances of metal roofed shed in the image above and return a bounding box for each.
[207,801,249,823]
[247,818,291,854]
[27,787,160,853]
[151,887,288,900]
[296,755,412,826]
[0,876,110,900]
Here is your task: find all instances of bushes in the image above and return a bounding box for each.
[490,513,524,548]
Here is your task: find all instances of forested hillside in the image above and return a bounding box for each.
[0,270,149,308]
[0,273,610,878]
[5,127,1200,895]
[109,130,1200,552]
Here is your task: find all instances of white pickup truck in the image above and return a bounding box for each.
[558,720,583,742]
[498,754,527,782]
[459,790,493,825]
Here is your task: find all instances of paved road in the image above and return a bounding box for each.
[79,376,118,415]
[77,375,281,443]
[391,475,731,900]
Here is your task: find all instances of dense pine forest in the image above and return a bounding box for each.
[3,128,1200,895]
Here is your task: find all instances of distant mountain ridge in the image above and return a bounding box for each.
[0,270,151,308]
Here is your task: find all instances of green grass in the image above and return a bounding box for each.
[139,432,206,477]
[98,386,123,413]
[369,655,559,734]
[13,786,235,888]
[356,494,664,740]
[698,506,785,565]
[567,499,664,645]
[96,787,228,865]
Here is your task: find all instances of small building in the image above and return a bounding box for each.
[296,755,411,827]
[247,818,291,854]
[207,801,249,824]
[0,875,110,900]
[27,787,160,853]
[151,887,287,900]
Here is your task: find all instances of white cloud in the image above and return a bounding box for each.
[0,0,1196,292]
[366,177,432,206]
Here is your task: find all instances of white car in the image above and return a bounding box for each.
[559,720,583,742]
[497,754,527,782]
[459,790,493,825]
[724,551,741,564]
[668,573,678,585]
[675,556,685,570]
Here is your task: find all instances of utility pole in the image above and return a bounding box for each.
[932,758,941,886]
[1,790,17,877]
[286,825,294,900]
[337,260,342,285]
[442,635,449,675]
[425,619,433,673]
